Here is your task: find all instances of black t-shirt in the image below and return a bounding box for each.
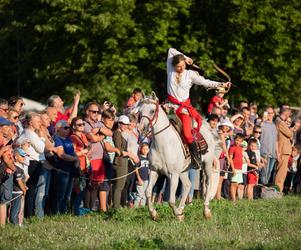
[137,155,150,181]
[246,150,257,172]
[13,165,25,192]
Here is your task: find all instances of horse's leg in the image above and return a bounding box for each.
[207,157,220,201]
[146,170,159,220]
[168,173,181,218]
[203,159,213,219]
[178,172,191,215]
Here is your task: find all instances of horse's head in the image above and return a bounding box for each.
[135,92,159,135]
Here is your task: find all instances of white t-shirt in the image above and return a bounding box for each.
[22,129,46,161]
[167,48,220,102]
[242,151,249,174]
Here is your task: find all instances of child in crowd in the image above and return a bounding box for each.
[124,88,143,114]
[283,146,300,194]
[207,88,229,115]
[238,140,249,199]
[134,143,150,207]
[246,139,260,200]
[9,148,28,225]
[228,133,244,202]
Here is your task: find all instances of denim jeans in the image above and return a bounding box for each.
[9,194,22,224]
[260,157,276,184]
[188,168,197,200]
[73,189,86,216]
[35,166,51,218]
[134,180,149,207]
[51,170,73,215]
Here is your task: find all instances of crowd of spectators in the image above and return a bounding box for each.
[0,88,300,226]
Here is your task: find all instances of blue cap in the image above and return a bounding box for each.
[14,148,27,157]
[0,117,12,126]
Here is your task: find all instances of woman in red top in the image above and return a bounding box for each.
[70,117,90,215]
[70,117,89,172]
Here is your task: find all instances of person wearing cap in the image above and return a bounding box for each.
[9,148,28,225]
[231,113,245,136]
[0,117,14,147]
[51,120,78,214]
[112,115,137,209]
[215,119,233,200]
[207,88,229,115]
[166,48,231,168]
[121,113,140,207]
[83,102,112,212]
[274,107,293,192]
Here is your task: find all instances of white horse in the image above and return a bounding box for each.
[137,93,215,221]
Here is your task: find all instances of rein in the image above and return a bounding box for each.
[139,100,171,137]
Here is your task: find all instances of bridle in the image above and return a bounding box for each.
[138,99,171,137]
[139,100,160,128]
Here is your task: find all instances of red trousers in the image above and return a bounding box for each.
[178,113,194,144]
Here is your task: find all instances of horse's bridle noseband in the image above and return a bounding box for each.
[139,100,170,137]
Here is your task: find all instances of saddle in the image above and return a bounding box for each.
[162,105,208,157]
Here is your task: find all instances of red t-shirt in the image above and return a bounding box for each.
[53,109,71,125]
[70,133,89,171]
[207,96,224,114]
[229,145,243,170]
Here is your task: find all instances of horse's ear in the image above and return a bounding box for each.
[151,91,158,101]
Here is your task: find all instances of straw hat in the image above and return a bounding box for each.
[218,119,234,131]
[230,113,244,123]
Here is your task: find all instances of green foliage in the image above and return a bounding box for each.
[0,197,300,249]
[0,0,300,109]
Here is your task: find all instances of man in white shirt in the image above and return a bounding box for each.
[166,48,230,167]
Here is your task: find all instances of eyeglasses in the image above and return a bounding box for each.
[12,116,19,120]
[76,123,85,127]
[0,107,8,112]
[63,126,71,130]
[267,112,274,115]
[89,110,100,114]
[254,131,262,134]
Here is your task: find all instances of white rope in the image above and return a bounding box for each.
[4,193,23,205]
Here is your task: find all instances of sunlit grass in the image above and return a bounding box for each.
[1,196,300,249]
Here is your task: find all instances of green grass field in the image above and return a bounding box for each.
[1,196,301,249]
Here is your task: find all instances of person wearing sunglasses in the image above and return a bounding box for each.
[7,108,20,139]
[8,96,25,114]
[0,98,9,119]
[70,117,90,215]
[84,102,113,212]
[51,120,79,215]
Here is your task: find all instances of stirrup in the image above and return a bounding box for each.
[191,156,202,170]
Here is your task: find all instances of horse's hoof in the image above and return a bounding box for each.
[150,210,159,221]
[203,209,212,220]
[176,214,185,222]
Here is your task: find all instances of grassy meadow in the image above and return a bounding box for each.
[0,196,300,249]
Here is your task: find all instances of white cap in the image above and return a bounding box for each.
[218,119,234,130]
[118,115,130,125]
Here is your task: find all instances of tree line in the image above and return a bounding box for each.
[0,0,300,110]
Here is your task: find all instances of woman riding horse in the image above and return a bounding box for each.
[166,48,231,168]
